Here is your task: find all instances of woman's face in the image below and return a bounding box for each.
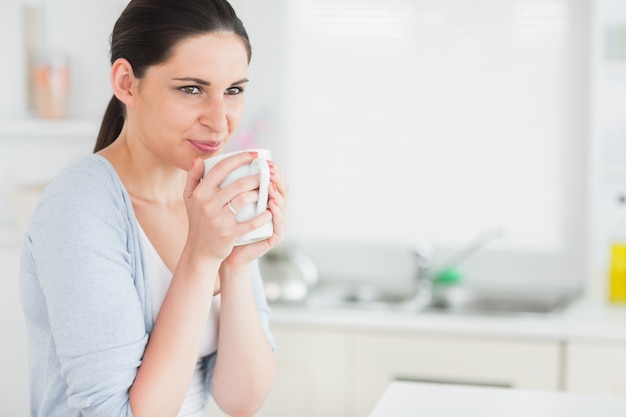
[128,32,249,170]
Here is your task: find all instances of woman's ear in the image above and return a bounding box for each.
[110,58,136,106]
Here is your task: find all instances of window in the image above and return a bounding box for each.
[236,0,589,288]
[281,0,588,248]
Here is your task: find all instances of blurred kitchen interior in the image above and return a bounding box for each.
[2,0,626,416]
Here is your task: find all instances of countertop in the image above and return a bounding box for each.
[269,297,626,344]
[368,381,626,417]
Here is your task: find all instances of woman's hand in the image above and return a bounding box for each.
[183,152,272,263]
[224,159,288,266]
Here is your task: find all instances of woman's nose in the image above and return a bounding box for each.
[200,96,228,134]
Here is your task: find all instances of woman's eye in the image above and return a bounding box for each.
[180,86,201,95]
[225,86,244,95]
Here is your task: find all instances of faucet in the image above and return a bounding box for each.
[408,228,505,310]
[407,241,435,310]
[435,227,505,283]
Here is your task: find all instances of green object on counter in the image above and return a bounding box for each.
[435,268,462,285]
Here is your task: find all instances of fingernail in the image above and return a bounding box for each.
[249,151,259,158]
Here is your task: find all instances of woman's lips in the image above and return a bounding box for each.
[188,139,222,154]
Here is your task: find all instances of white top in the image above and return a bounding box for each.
[368,381,626,417]
[138,223,220,417]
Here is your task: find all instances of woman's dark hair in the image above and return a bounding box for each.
[94,0,251,152]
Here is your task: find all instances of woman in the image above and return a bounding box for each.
[19,0,286,416]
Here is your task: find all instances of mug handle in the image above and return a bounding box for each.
[250,157,270,216]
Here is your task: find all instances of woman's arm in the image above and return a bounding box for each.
[211,262,277,417]
[211,159,287,416]
[129,250,221,417]
[130,153,277,417]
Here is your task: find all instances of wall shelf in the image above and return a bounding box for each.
[0,118,100,138]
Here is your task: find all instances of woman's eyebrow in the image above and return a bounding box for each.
[172,77,250,86]
[172,77,210,85]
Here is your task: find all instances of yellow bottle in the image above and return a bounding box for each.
[609,194,626,304]
[609,243,626,303]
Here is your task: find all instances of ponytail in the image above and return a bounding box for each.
[93,95,125,152]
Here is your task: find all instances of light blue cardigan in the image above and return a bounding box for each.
[19,154,275,417]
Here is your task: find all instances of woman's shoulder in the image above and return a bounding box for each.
[53,153,121,188]
[31,154,132,230]
[42,154,125,201]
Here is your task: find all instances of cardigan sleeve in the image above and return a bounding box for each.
[26,161,147,417]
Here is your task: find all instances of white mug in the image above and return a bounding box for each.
[203,149,273,246]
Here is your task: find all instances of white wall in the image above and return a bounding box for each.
[588,0,626,300]
[0,2,28,118]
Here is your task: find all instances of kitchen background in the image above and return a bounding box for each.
[1,0,626,415]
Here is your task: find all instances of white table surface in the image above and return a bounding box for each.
[368,381,626,417]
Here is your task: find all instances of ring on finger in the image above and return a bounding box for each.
[227,201,238,215]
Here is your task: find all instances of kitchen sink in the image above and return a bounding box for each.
[305,286,419,311]
[422,285,579,316]
[271,282,579,317]
[272,282,422,311]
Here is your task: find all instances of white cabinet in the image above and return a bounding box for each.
[209,303,626,416]
[565,341,626,395]
[209,325,353,417]
[353,332,561,417]
[257,326,353,417]
[0,244,29,417]
[227,323,562,417]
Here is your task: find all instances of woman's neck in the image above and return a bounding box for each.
[97,132,186,205]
